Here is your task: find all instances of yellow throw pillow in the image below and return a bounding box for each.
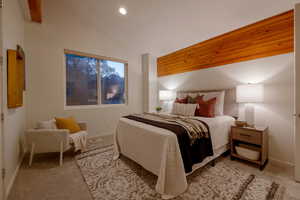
[55,117,81,133]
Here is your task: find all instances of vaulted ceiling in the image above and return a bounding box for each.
[28,0,300,57]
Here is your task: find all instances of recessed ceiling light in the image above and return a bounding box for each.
[119,7,127,15]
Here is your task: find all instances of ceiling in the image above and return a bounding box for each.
[43,0,300,57]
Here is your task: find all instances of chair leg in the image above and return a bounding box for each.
[59,141,63,166]
[29,143,35,167]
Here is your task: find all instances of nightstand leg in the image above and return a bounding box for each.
[260,159,268,171]
[211,160,215,167]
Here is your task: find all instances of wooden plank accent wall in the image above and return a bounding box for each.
[28,0,42,23]
[157,10,294,77]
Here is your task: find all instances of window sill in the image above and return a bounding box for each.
[64,104,128,111]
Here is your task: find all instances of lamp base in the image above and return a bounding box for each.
[245,104,255,127]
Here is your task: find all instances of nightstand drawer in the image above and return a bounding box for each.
[232,128,261,145]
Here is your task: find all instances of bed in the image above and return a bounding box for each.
[113,89,237,199]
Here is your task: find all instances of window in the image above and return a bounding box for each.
[65,50,127,107]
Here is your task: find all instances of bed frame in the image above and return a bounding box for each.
[115,89,238,199]
[176,88,238,170]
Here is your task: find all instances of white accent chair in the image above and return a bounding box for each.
[26,121,88,166]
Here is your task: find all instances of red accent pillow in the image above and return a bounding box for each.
[195,96,217,117]
[175,97,188,104]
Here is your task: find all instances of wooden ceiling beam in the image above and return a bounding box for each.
[27,0,42,23]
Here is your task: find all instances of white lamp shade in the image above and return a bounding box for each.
[236,84,264,103]
[159,90,175,101]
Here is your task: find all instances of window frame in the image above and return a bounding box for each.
[63,49,128,110]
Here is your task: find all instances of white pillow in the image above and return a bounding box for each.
[37,119,57,129]
[199,91,225,116]
[172,103,198,116]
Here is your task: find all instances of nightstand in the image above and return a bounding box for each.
[230,126,268,170]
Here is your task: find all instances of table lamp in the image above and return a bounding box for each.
[159,90,175,112]
[236,84,264,127]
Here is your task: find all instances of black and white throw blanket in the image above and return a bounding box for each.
[124,113,214,173]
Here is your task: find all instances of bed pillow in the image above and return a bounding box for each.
[187,95,199,104]
[195,96,217,118]
[55,117,81,133]
[175,97,188,104]
[37,119,57,129]
[199,91,225,116]
[172,103,198,116]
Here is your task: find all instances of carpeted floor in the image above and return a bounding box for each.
[76,145,285,200]
[8,135,300,200]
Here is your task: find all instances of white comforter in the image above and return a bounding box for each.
[113,115,235,198]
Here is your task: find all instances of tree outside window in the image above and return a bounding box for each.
[65,52,127,106]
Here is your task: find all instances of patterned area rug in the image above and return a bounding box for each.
[75,144,286,200]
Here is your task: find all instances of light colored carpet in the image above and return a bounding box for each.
[7,135,113,200]
[76,145,285,200]
[8,135,300,200]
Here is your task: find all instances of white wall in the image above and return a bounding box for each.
[159,53,295,165]
[142,54,158,113]
[2,0,27,196]
[25,1,143,136]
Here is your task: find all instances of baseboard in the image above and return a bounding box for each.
[5,153,25,200]
[269,157,294,169]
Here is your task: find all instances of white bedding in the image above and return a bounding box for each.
[113,115,235,198]
[197,115,235,150]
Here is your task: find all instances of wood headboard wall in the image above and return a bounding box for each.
[157,10,294,77]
